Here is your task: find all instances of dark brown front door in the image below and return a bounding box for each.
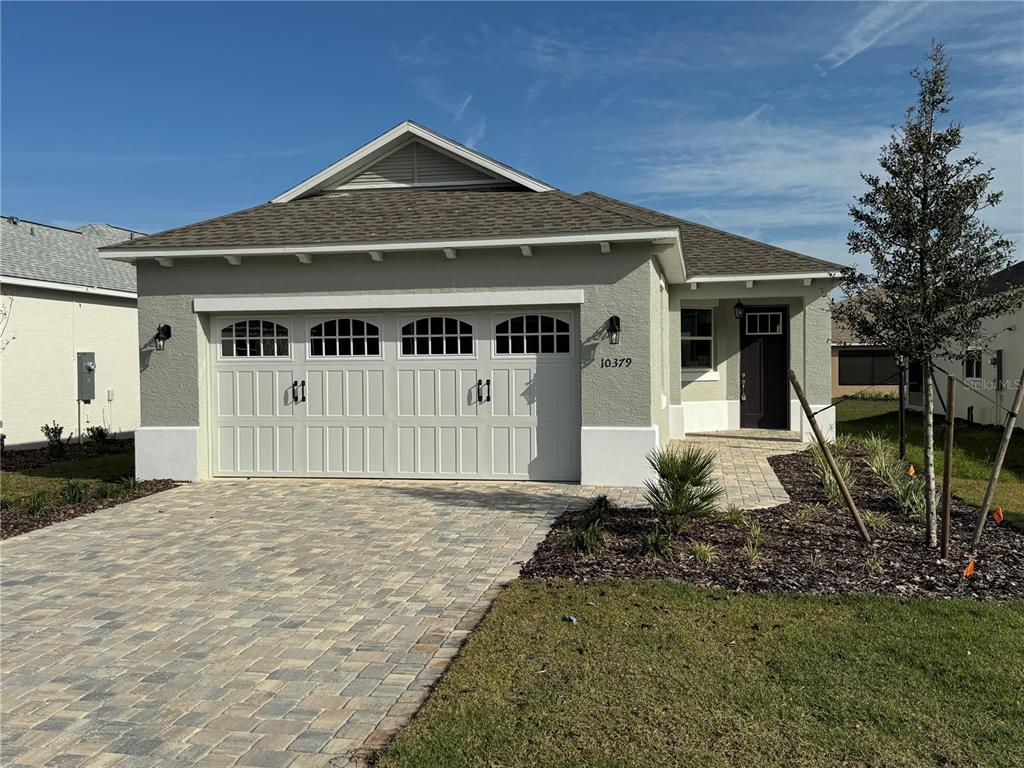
[740,306,789,429]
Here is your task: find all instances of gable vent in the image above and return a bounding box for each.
[338,141,497,190]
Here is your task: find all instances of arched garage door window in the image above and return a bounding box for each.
[310,319,380,357]
[221,320,289,357]
[495,314,570,354]
[401,317,473,356]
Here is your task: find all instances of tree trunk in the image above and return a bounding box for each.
[922,358,938,547]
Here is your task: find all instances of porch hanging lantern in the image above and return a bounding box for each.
[733,301,746,320]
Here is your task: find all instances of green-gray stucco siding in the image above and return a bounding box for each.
[136,244,657,431]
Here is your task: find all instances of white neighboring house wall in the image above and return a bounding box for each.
[0,280,141,447]
[930,305,1024,427]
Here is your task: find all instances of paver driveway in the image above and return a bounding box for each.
[2,479,639,767]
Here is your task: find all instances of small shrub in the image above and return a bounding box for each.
[40,421,68,460]
[85,425,111,446]
[686,541,718,565]
[645,480,723,529]
[564,519,605,556]
[118,475,140,493]
[92,482,120,500]
[60,479,90,504]
[21,490,54,515]
[718,503,747,527]
[647,446,717,488]
[743,539,763,567]
[583,495,613,525]
[865,554,884,575]
[636,530,673,560]
[808,442,855,507]
[860,432,926,519]
[746,520,767,550]
[789,503,826,527]
[832,432,858,457]
[862,509,890,532]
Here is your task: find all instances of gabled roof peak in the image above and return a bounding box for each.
[272,121,555,203]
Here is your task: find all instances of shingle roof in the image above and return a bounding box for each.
[574,192,844,277]
[2,217,141,293]
[102,187,844,279]
[988,261,1024,294]
[101,190,663,252]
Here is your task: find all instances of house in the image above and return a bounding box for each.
[1,217,143,447]
[99,121,841,486]
[831,297,899,399]
[929,261,1024,426]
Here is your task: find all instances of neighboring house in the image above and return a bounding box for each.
[100,121,841,486]
[928,261,1024,426]
[831,297,899,399]
[1,217,143,447]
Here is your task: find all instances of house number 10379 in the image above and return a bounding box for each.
[600,357,632,368]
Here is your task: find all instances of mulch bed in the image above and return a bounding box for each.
[1,478,177,539]
[1,439,134,472]
[523,448,1024,600]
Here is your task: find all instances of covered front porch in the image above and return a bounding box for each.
[662,277,836,444]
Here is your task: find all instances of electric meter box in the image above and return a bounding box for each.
[77,352,96,403]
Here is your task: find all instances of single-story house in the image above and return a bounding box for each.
[100,121,841,486]
[928,261,1024,426]
[831,297,899,399]
[1,217,143,447]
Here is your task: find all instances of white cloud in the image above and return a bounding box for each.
[820,2,931,71]
[629,110,1022,248]
[412,77,487,148]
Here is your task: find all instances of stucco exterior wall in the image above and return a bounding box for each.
[0,285,140,447]
[649,261,670,444]
[136,243,657,435]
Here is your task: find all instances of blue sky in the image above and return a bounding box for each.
[2,1,1021,269]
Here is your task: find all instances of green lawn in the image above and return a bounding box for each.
[1,451,135,505]
[375,581,1024,768]
[835,398,1024,526]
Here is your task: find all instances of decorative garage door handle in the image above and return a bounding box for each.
[485,379,491,403]
[476,379,483,403]
[291,380,299,403]
[300,380,306,403]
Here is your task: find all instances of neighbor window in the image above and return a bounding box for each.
[681,308,714,369]
[837,349,899,386]
[965,350,982,379]
[221,320,289,357]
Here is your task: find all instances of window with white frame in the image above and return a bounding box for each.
[401,317,473,356]
[964,350,982,379]
[681,307,714,370]
[220,320,289,357]
[309,319,380,357]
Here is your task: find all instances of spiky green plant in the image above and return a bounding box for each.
[789,503,826,528]
[718,503,747,527]
[865,554,884,575]
[60,479,90,504]
[636,530,673,560]
[743,539,763,567]
[564,519,606,556]
[686,541,718,565]
[808,441,856,507]
[862,509,890,532]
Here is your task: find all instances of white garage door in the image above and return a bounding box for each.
[210,309,580,481]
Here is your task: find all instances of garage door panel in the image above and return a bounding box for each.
[212,310,579,480]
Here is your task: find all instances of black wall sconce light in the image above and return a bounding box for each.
[733,301,745,320]
[154,324,173,351]
[608,315,622,345]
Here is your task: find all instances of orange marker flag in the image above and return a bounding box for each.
[963,558,975,577]
[907,464,916,477]
[993,507,1004,523]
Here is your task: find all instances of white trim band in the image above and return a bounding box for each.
[686,271,838,284]
[101,229,682,262]
[193,289,586,314]
[1,275,137,299]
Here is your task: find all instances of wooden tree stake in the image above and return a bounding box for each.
[971,365,1024,547]
[940,375,956,559]
[789,370,871,544]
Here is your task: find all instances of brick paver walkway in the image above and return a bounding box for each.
[1,480,641,767]
[673,430,804,509]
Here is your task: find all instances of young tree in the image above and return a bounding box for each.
[835,42,1022,548]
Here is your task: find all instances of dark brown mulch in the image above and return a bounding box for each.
[1,479,177,539]
[522,449,1024,600]
[1,439,134,472]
